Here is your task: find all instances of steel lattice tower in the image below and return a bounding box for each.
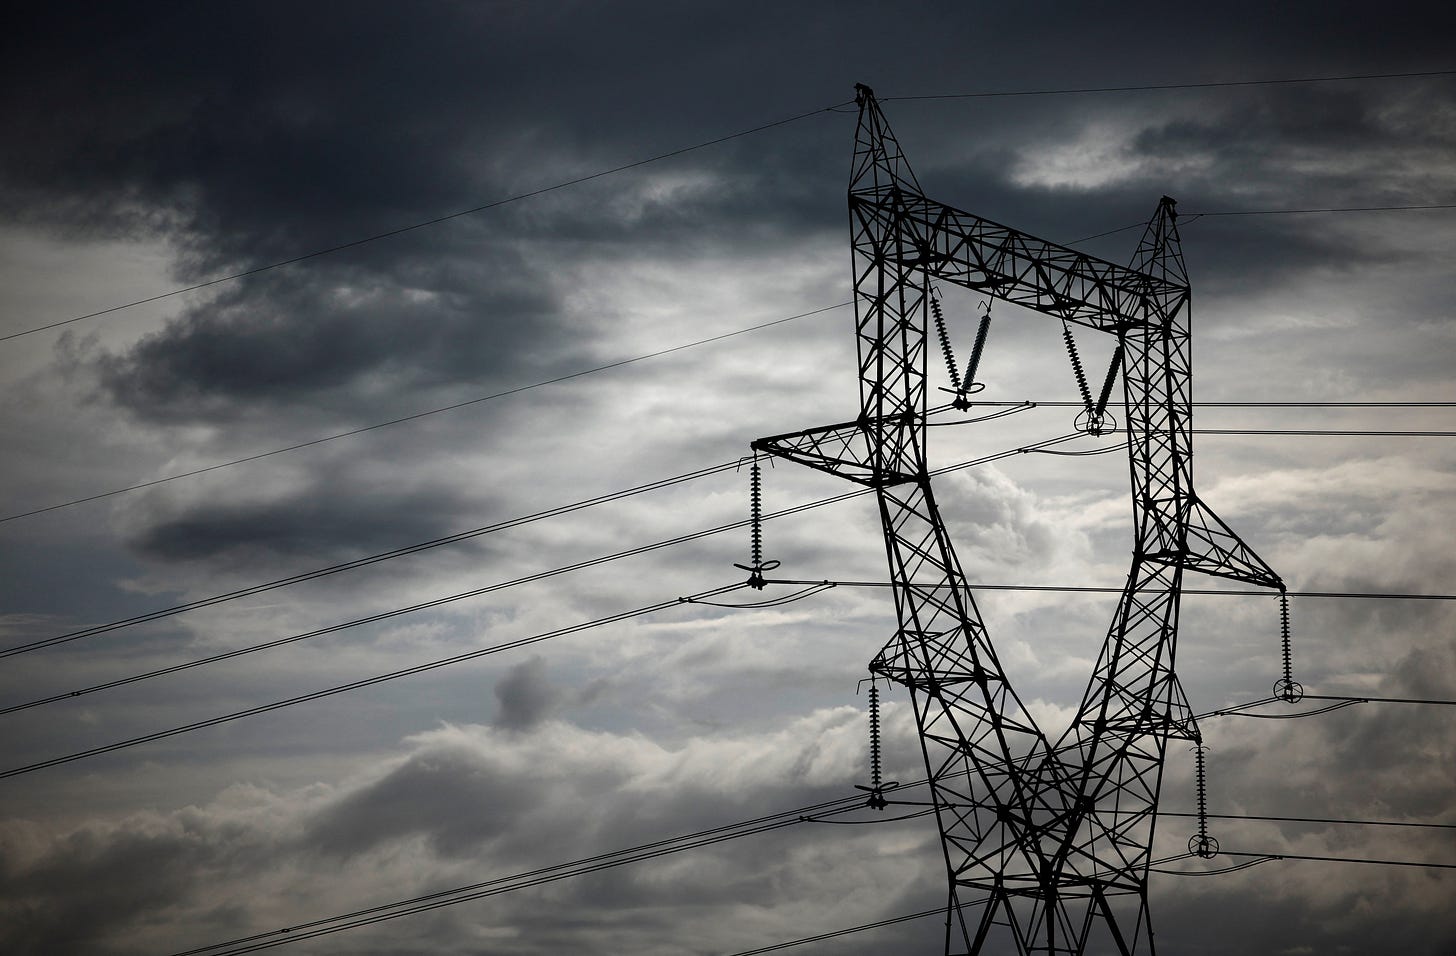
[750,85,1285,955]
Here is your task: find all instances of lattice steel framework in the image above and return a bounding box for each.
[750,85,1285,955]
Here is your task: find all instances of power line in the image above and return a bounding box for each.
[6,435,1100,714]
[5,385,1445,530]
[0,303,848,525]
[1159,811,1456,830]
[7,67,1452,346]
[1187,203,1456,217]
[0,582,745,781]
[974,400,1456,408]
[13,423,1452,669]
[2,432,1079,660]
[763,578,1456,602]
[1219,850,1456,870]
[724,907,952,955]
[2,458,750,658]
[170,759,1453,956]
[170,790,872,956]
[0,105,850,344]
[0,436,1160,774]
[781,839,1456,954]
[11,517,1450,717]
[2,515,778,714]
[1304,693,1456,707]
[1173,428,1456,437]
[882,68,1456,101]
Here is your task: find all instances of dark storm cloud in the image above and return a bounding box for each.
[90,251,563,424]
[121,463,477,564]
[3,3,1455,955]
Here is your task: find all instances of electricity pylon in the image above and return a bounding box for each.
[749,85,1285,955]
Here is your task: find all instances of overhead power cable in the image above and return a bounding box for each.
[14,421,1453,667]
[724,907,953,955]
[1218,850,1456,870]
[728,834,1456,953]
[2,514,785,714]
[882,68,1456,101]
[1158,810,1456,830]
[10,521,1449,716]
[6,66,1450,346]
[14,382,1442,526]
[0,582,746,780]
[0,106,850,344]
[3,458,753,658]
[1159,428,1456,437]
[763,578,1456,602]
[1,430,1074,660]
[1186,203,1456,217]
[10,435,1172,773]
[4,433,1093,710]
[170,789,875,956]
[0,303,848,525]
[973,400,1456,408]
[169,751,1446,956]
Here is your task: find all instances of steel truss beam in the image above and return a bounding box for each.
[751,85,1284,955]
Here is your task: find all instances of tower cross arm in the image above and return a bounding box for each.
[878,193,1188,332]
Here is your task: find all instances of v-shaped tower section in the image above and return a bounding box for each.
[750,85,1285,955]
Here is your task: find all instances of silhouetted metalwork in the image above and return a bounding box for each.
[746,84,1289,954]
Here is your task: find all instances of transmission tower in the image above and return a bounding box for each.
[747,85,1287,955]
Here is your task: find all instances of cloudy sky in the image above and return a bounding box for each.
[1,2,1454,954]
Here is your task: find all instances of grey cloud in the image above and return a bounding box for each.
[493,656,562,731]
[305,742,534,859]
[91,254,566,426]
[119,471,477,566]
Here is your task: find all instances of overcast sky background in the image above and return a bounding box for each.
[1,3,1454,954]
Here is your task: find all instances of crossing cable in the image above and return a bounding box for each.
[11,486,1452,719]
[0,425,1058,660]
[1,432,1082,710]
[0,106,853,344]
[971,400,1456,408]
[16,434,1216,774]
[168,791,876,956]
[164,753,1452,956]
[13,421,1455,665]
[4,298,1448,527]
[0,303,849,525]
[880,68,1456,102]
[761,579,1456,602]
[723,906,955,955]
[3,457,758,658]
[0,582,747,780]
[8,66,1449,347]
[744,835,1456,956]
[0,513,825,714]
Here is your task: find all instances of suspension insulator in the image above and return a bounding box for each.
[732,459,780,589]
[1187,744,1220,858]
[856,680,891,809]
[868,685,882,785]
[1094,344,1123,419]
[1273,591,1303,702]
[1063,322,1093,410]
[749,462,763,568]
[962,311,992,393]
[931,293,961,393]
